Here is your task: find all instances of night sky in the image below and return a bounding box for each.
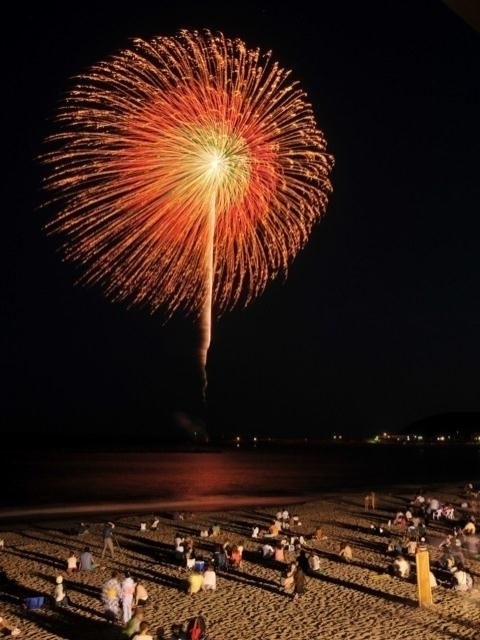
[3,1,479,442]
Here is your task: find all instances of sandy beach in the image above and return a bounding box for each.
[0,483,479,640]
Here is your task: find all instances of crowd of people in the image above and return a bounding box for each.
[380,487,478,594]
[1,489,479,639]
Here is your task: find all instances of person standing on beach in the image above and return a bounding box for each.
[134,578,149,607]
[364,492,376,511]
[282,561,297,594]
[292,565,307,600]
[102,522,116,559]
[297,549,310,575]
[121,571,136,623]
[102,571,122,622]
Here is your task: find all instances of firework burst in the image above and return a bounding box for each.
[40,29,334,402]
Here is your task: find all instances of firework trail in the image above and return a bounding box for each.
[40,29,334,406]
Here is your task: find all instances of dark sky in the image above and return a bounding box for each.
[3,1,479,441]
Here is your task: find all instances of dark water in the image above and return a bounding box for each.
[1,444,478,521]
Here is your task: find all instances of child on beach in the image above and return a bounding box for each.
[53,575,70,607]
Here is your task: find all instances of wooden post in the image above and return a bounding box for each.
[416,547,433,606]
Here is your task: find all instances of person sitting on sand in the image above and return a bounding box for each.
[66,550,78,574]
[274,542,286,563]
[309,553,322,572]
[229,544,242,569]
[267,520,281,537]
[463,519,476,535]
[213,544,229,571]
[76,522,89,535]
[79,546,98,570]
[406,539,418,557]
[392,554,410,578]
[393,512,406,529]
[53,575,70,607]
[339,543,353,562]
[452,562,473,592]
[438,549,457,573]
[187,569,203,595]
[439,534,453,550]
[174,533,184,548]
[202,563,217,591]
[311,526,326,541]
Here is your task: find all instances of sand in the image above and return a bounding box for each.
[0,483,479,640]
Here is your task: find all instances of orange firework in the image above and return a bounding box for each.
[40,29,334,400]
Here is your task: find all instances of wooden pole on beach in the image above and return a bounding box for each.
[416,547,433,607]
